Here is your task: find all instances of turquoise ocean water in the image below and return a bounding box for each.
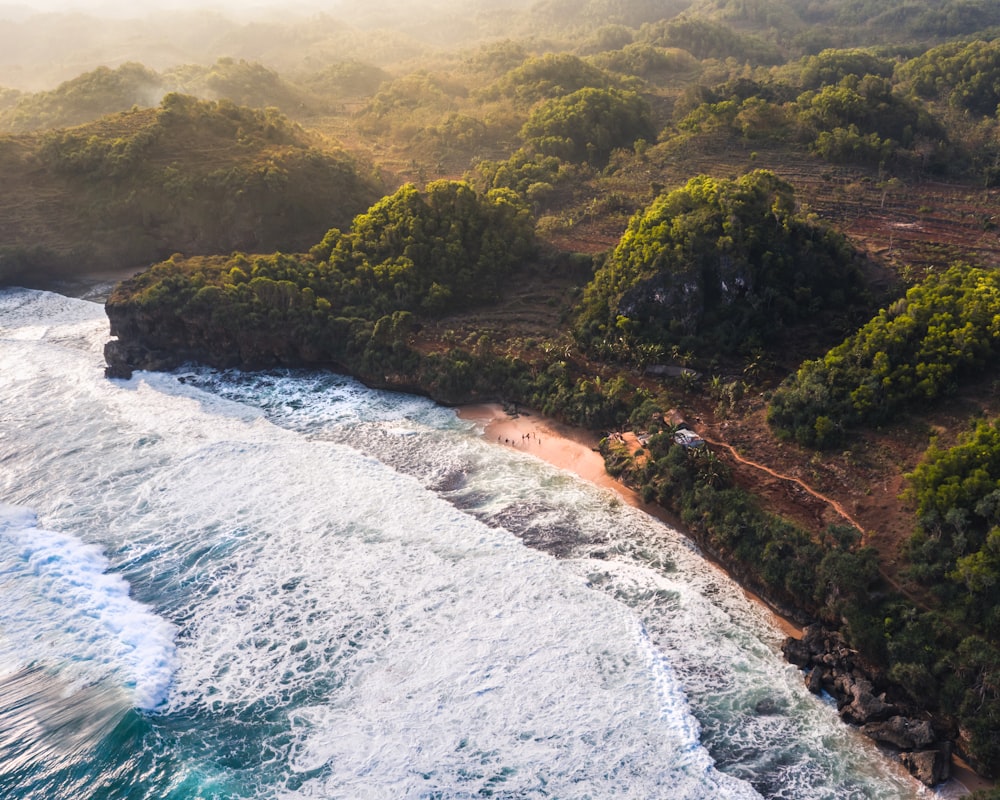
[0,288,956,799]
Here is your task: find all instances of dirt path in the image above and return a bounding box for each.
[698,432,868,534]
[697,430,933,609]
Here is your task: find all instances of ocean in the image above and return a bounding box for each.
[0,288,953,799]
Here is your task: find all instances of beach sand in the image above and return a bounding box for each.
[457,403,803,640]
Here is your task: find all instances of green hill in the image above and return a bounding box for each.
[0,59,323,134]
[0,93,381,285]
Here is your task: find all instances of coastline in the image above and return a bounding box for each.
[456,403,804,640]
[31,268,988,796]
[35,267,143,303]
[457,402,992,798]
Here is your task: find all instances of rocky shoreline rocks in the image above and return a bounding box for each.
[783,623,954,787]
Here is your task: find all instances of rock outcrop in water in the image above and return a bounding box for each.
[783,623,953,787]
[103,292,330,380]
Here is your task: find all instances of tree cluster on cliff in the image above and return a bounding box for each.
[768,265,1000,447]
[575,169,869,360]
[106,180,535,376]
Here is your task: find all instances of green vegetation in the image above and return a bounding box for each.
[473,148,573,199]
[519,87,655,164]
[603,429,879,619]
[798,74,941,165]
[0,63,161,132]
[0,93,380,282]
[590,43,699,83]
[906,421,1000,632]
[107,180,535,378]
[308,180,534,315]
[639,17,783,64]
[900,39,1000,116]
[576,170,868,359]
[768,265,1000,447]
[673,64,948,171]
[485,54,626,102]
[852,422,1000,770]
[300,61,390,98]
[783,48,895,90]
[0,59,319,133]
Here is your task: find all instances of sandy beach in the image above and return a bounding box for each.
[457,402,804,640]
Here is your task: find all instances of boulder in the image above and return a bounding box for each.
[801,623,832,657]
[840,678,893,725]
[755,697,780,715]
[861,716,935,750]
[900,747,952,787]
[806,665,824,694]
[782,636,812,668]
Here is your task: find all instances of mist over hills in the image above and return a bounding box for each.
[4,0,995,90]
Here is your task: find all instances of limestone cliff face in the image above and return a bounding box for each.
[104,289,335,379]
[102,286,447,404]
[105,297,192,378]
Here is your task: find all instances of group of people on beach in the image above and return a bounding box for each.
[498,431,542,446]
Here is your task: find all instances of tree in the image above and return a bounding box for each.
[519,87,655,165]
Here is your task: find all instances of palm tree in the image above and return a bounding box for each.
[692,447,729,488]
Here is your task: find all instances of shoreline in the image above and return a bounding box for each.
[456,402,990,798]
[32,270,989,796]
[456,403,804,640]
[34,266,143,303]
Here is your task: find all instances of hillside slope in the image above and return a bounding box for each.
[0,94,381,286]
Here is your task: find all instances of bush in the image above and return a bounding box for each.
[769,265,1000,446]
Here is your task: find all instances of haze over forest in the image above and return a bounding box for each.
[0,0,544,90]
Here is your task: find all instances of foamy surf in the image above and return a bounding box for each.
[0,504,177,710]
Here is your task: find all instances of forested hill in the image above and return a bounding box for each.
[0,93,381,286]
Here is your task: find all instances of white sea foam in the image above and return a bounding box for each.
[0,504,177,709]
[0,288,945,799]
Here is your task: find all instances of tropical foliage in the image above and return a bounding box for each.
[107,180,535,375]
[768,265,1000,446]
[576,170,868,358]
[0,93,380,279]
[518,87,655,164]
[899,39,1000,116]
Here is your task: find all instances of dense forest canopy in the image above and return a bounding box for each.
[106,179,535,372]
[768,266,1000,447]
[519,87,655,164]
[0,92,381,282]
[576,170,869,358]
[307,180,535,315]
